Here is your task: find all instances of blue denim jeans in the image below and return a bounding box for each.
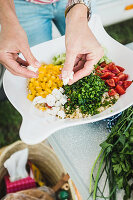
[14,0,97,47]
[14,0,67,47]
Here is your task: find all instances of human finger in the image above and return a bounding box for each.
[69,60,94,85]
[62,50,77,78]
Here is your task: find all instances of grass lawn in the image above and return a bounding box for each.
[105,18,133,44]
[0,101,21,147]
[0,18,133,148]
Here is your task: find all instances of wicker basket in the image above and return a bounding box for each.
[0,141,72,198]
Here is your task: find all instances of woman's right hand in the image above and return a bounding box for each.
[0,21,40,78]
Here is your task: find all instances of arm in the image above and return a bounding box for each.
[0,0,40,78]
[62,2,104,84]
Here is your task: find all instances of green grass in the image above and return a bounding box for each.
[105,18,133,44]
[0,101,21,148]
[0,18,133,147]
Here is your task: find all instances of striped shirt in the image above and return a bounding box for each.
[26,0,58,4]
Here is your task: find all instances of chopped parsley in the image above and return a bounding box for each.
[63,73,109,116]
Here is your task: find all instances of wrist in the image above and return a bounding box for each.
[1,14,20,30]
[66,4,88,24]
[0,1,19,27]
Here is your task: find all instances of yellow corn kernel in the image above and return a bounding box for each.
[58,82,63,87]
[41,107,46,111]
[27,94,34,101]
[31,90,36,96]
[34,81,39,87]
[43,91,49,97]
[45,88,51,93]
[36,86,42,91]
[41,83,46,90]
[30,78,35,83]
[47,80,52,87]
[40,107,46,111]
[56,76,60,82]
[39,73,44,78]
[42,94,46,98]
[43,77,47,82]
[51,76,55,80]
[47,74,51,79]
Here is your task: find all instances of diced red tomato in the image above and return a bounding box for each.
[124,74,128,80]
[108,64,120,74]
[117,72,123,76]
[95,70,103,76]
[115,85,126,95]
[117,73,128,81]
[45,103,52,109]
[116,65,125,72]
[108,62,115,66]
[123,81,132,89]
[107,62,115,69]
[100,61,106,67]
[101,69,110,73]
[113,77,119,83]
[95,66,100,70]
[108,89,117,96]
[103,65,109,70]
[117,81,123,86]
[101,72,115,79]
[106,79,115,87]
[95,61,131,96]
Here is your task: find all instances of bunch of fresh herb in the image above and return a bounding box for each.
[63,73,109,116]
[89,106,133,200]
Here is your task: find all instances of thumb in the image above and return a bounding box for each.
[62,51,76,78]
[21,45,40,68]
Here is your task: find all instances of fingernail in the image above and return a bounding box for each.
[35,61,41,67]
[62,70,68,78]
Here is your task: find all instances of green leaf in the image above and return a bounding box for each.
[119,135,126,145]
[100,141,110,149]
[117,177,124,189]
[113,164,122,174]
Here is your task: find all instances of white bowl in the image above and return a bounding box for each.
[3,15,133,144]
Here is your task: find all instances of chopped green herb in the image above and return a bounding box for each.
[63,73,109,116]
[99,55,112,64]
[52,53,66,65]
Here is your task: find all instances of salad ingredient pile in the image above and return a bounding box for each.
[33,88,67,118]
[27,53,132,119]
[95,61,132,96]
[27,64,63,102]
[63,73,110,117]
